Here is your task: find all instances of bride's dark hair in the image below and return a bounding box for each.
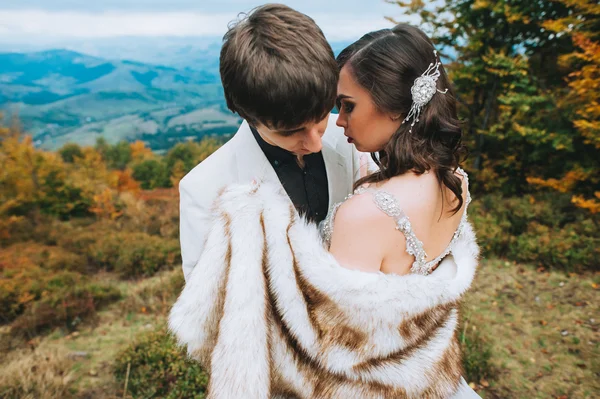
[337,24,467,214]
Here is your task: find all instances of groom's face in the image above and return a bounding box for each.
[254,115,329,156]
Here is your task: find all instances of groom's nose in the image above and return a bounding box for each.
[303,127,323,153]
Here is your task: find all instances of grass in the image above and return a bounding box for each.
[0,260,597,398]
[0,347,78,399]
[462,259,599,398]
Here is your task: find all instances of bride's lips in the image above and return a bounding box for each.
[345,135,354,144]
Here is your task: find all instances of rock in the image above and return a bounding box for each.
[561,330,569,336]
[67,351,89,359]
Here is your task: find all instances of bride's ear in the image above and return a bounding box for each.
[390,114,402,121]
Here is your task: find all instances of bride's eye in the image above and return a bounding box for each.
[343,102,355,113]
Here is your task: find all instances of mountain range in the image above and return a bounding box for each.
[0,39,352,151]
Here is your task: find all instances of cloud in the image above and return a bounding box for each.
[0,10,233,38]
[0,8,416,42]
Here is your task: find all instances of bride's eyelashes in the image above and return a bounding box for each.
[336,100,355,114]
[343,102,355,113]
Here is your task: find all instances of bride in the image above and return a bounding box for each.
[170,24,481,398]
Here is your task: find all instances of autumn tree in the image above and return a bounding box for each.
[531,0,600,213]
[388,0,598,202]
[0,116,91,220]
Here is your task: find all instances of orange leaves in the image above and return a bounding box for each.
[110,169,140,195]
[527,168,592,195]
[571,193,600,214]
[90,188,122,220]
[130,140,153,161]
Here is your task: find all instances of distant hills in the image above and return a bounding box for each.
[0,39,352,151]
[0,49,240,151]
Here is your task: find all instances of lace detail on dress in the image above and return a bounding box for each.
[319,167,472,275]
[319,187,367,248]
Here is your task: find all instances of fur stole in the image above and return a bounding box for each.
[169,182,480,399]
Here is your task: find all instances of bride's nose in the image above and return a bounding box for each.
[336,113,347,128]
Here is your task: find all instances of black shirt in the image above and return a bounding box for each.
[250,126,329,224]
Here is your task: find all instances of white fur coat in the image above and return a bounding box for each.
[169,182,480,399]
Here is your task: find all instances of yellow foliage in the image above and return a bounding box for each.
[90,188,123,220]
[527,169,590,193]
[109,168,140,195]
[130,140,153,161]
[571,193,600,214]
[170,159,187,187]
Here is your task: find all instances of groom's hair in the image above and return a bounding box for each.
[220,4,338,130]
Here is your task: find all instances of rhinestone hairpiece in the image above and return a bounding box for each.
[402,50,448,133]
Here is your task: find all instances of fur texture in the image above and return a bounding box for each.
[169,182,480,399]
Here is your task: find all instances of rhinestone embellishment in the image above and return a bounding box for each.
[402,50,449,133]
[412,76,438,108]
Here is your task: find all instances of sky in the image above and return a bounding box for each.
[0,0,418,43]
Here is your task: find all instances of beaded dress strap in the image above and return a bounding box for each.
[368,189,431,275]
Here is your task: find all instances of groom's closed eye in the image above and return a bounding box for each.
[278,127,305,136]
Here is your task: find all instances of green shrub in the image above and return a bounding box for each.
[460,325,495,384]
[122,269,184,315]
[88,234,122,270]
[0,243,121,334]
[55,220,117,256]
[113,234,180,278]
[114,326,208,398]
[512,222,598,272]
[470,193,599,272]
[10,277,121,336]
[0,214,76,248]
[58,226,180,278]
[0,263,46,323]
[57,229,102,255]
[89,232,180,278]
[131,159,170,189]
[0,245,87,322]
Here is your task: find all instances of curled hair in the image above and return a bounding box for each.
[337,24,467,214]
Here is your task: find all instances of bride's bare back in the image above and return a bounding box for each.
[327,169,470,275]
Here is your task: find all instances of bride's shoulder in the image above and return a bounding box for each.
[331,189,400,244]
[328,189,398,272]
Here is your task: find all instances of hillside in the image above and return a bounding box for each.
[0,49,240,151]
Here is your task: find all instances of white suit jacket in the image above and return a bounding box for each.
[179,113,361,281]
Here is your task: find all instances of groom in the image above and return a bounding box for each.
[179,4,362,280]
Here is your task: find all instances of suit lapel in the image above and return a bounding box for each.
[233,121,280,185]
[234,120,351,210]
[322,139,350,209]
